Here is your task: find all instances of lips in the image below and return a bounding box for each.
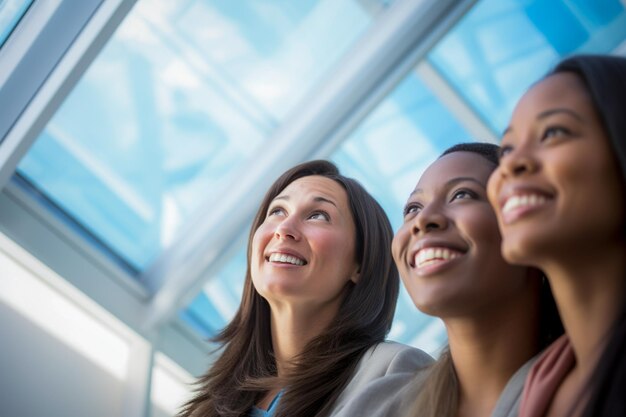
[413,247,463,269]
[409,241,467,269]
[502,193,548,214]
[266,250,308,266]
[498,186,553,224]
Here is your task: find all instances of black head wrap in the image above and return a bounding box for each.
[551,54,626,417]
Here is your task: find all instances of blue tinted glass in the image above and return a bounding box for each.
[0,0,33,48]
[17,0,377,271]
[180,72,460,348]
[430,0,626,133]
[169,0,372,120]
[330,72,471,350]
[180,244,247,338]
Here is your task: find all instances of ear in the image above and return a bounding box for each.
[350,265,361,284]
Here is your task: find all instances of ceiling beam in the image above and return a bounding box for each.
[414,60,498,144]
[0,0,138,189]
[142,0,477,332]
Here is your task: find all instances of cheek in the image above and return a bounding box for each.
[313,230,350,259]
[486,171,502,214]
[566,156,625,230]
[391,226,410,267]
[464,209,502,249]
[251,225,271,261]
[311,230,358,282]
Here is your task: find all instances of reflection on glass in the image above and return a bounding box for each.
[17,0,377,271]
[179,71,466,348]
[330,72,471,351]
[0,0,33,48]
[180,244,247,338]
[430,0,626,133]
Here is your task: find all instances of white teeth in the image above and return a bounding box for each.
[269,253,305,266]
[414,247,461,268]
[502,194,547,214]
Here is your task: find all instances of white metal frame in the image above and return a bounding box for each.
[0,0,487,414]
[141,0,478,333]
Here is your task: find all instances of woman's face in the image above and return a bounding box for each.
[251,175,359,310]
[392,152,531,317]
[487,73,625,266]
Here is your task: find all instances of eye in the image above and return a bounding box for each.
[308,211,330,221]
[498,144,513,160]
[542,126,570,141]
[450,189,477,202]
[403,203,421,218]
[268,206,286,217]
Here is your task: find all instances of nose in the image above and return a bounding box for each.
[274,217,301,241]
[499,147,539,178]
[411,203,447,235]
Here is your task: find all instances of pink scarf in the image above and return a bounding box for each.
[518,335,576,417]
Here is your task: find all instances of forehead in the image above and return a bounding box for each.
[417,152,495,189]
[514,72,592,118]
[277,175,348,205]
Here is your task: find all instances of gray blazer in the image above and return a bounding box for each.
[331,348,537,417]
[489,356,537,417]
[329,341,433,417]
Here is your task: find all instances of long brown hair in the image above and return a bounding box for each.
[405,143,563,417]
[179,160,399,417]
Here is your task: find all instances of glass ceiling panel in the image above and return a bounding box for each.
[429,0,626,134]
[180,243,247,339]
[16,0,381,272]
[331,71,474,351]
[180,72,469,352]
[176,0,626,352]
[0,0,33,49]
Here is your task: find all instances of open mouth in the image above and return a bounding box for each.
[266,252,307,266]
[502,193,549,214]
[500,192,552,224]
[411,247,463,269]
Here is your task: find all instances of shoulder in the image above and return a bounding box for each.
[489,354,540,417]
[359,341,433,376]
[329,342,433,417]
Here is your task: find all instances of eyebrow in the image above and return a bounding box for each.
[411,176,485,196]
[502,108,583,136]
[272,195,338,207]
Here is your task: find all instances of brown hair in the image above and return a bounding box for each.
[179,160,399,417]
[405,143,562,417]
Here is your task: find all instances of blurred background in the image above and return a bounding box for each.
[0,0,625,416]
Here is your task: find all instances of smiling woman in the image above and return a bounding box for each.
[178,160,432,417]
[251,176,359,312]
[383,143,562,417]
[487,54,626,417]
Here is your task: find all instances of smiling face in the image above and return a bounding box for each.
[487,73,625,266]
[392,152,531,317]
[251,175,359,311]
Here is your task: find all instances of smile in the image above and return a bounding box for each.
[413,247,462,269]
[502,194,548,214]
[268,252,306,266]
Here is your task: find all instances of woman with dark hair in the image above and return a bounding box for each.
[488,54,626,417]
[179,160,432,417]
[377,142,561,417]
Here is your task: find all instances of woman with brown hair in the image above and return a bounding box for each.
[179,160,432,417]
[488,54,626,417]
[384,143,562,417]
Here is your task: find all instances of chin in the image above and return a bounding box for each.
[500,234,543,267]
[410,295,448,318]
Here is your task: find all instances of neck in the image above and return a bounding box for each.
[445,295,539,417]
[539,243,626,376]
[269,300,339,376]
